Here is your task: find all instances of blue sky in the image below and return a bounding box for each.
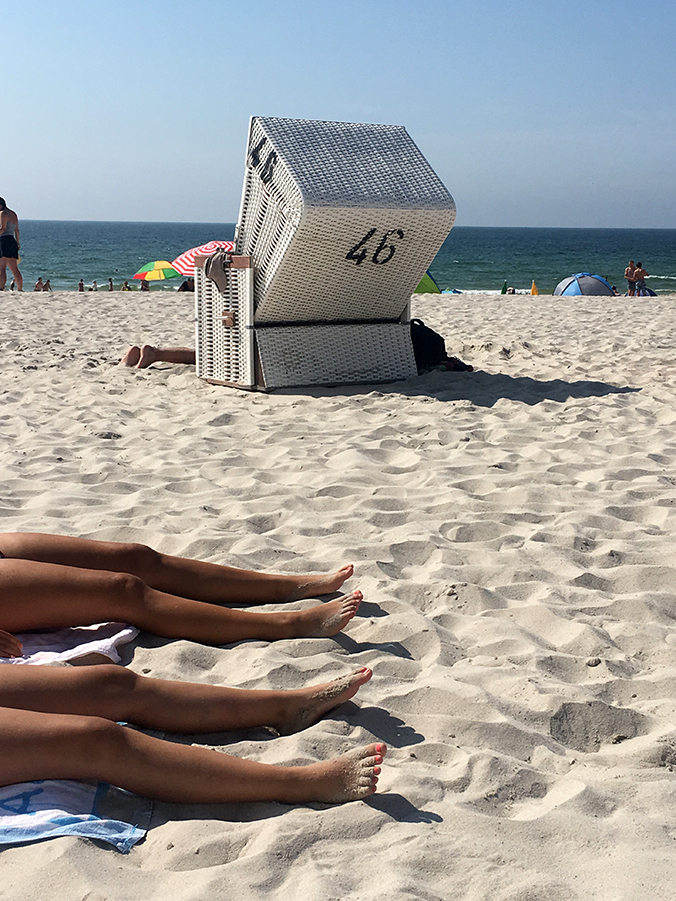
[7,0,676,226]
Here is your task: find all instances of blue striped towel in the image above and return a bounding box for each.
[0,778,151,853]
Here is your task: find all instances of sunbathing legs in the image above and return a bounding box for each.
[119,345,196,368]
[0,558,362,646]
[0,533,361,648]
[0,665,384,804]
[0,663,373,735]
[0,705,385,804]
[0,535,382,804]
[0,532,354,603]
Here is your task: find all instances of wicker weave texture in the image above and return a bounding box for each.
[256,207,453,323]
[194,266,254,386]
[255,323,417,388]
[251,118,454,208]
[235,117,456,323]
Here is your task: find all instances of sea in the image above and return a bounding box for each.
[12,221,676,295]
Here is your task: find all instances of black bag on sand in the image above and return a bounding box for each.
[410,318,447,369]
[410,318,474,374]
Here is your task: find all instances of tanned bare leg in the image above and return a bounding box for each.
[0,664,373,735]
[0,533,354,604]
[0,705,386,804]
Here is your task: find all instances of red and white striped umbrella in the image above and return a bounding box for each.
[171,240,235,276]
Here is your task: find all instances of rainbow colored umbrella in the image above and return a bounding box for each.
[133,260,182,281]
[171,241,235,276]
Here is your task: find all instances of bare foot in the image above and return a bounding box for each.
[286,590,362,639]
[284,565,354,602]
[306,743,386,803]
[119,345,141,366]
[276,667,372,735]
[137,344,157,368]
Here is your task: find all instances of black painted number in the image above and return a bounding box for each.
[345,229,377,265]
[260,150,278,184]
[249,136,267,168]
[249,137,278,186]
[372,229,405,265]
[346,228,405,266]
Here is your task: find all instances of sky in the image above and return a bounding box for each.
[6,0,676,227]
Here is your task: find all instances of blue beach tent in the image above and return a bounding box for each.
[554,273,615,296]
[627,287,657,296]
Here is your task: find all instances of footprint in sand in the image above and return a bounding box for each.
[511,778,587,821]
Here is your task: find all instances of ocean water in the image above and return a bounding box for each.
[11,221,676,295]
[432,227,676,295]
[15,221,236,292]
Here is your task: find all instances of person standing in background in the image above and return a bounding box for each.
[78,279,84,291]
[633,262,649,296]
[108,277,114,291]
[0,198,23,291]
[624,260,636,296]
[43,279,52,292]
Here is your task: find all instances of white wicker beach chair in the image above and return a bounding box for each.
[195,116,456,389]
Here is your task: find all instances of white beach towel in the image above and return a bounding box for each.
[0,622,139,665]
[0,779,150,853]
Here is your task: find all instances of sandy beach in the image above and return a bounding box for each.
[3,288,676,899]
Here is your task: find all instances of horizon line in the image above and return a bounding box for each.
[19,219,676,231]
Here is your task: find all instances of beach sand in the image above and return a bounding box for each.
[2,289,676,899]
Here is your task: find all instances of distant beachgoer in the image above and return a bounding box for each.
[108,278,114,291]
[89,280,98,292]
[140,279,150,292]
[121,280,132,291]
[506,287,516,295]
[43,279,52,292]
[624,260,636,296]
[119,344,196,368]
[33,277,44,292]
[0,198,23,292]
[178,277,195,292]
[78,279,84,292]
[634,262,649,296]
[9,280,15,291]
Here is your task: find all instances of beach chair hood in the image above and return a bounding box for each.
[234,116,456,323]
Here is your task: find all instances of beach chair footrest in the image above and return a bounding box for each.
[255,323,417,388]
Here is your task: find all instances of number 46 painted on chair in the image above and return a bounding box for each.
[346,228,405,265]
[249,136,278,186]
